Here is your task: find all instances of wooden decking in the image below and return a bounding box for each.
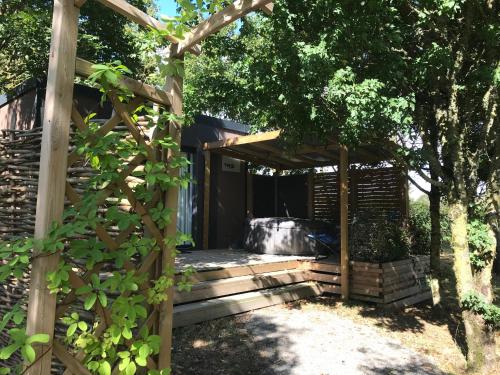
[172,250,340,328]
[172,250,431,328]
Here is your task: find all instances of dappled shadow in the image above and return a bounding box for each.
[283,256,468,359]
[172,314,298,375]
[358,361,448,375]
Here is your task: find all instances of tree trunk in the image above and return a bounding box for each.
[448,199,496,373]
[429,183,441,304]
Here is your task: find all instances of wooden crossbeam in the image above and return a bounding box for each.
[74,0,87,7]
[168,0,274,57]
[249,142,317,166]
[68,98,144,167]
[76,58,172,106]
[211,147,284,169]
[54,340,92,375]
[233,144,298,168]
[261,2,274,15]
[204,130,281,150]
[93,0,199,54]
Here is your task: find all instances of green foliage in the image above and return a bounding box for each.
[350,212,411,263]
[408,200,432,255]
[0,0,157,92]
[462,292,500,329]
[467,219,494,271]
[0,60,192,373]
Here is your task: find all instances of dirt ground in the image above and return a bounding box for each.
[172,257,499,375]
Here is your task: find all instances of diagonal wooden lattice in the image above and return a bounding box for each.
[51,94,178,374]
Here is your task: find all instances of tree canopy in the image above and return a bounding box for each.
[185,0,499,370]
[0,0,156,92]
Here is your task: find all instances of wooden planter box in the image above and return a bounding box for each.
[350,255,431,308]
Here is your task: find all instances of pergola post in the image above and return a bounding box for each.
[203,151,211,249]
[158,65,183,369]
[25,1,79,373]
[339,145,349,300]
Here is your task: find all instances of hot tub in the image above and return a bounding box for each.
[243,217,335,256]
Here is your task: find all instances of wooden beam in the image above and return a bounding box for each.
[234,144,297,168]
[75,57,172,106]
[204,130,281,150]
[339,145,349,300]
[250,142,317,166]
[93,0,199,54]
[203,151,211,249]
[210,147,284,170]
[74,0,87,7]
[260,2,274,15]
[25,1,79,374]
[168,0,274,57]
[158,60,184,370]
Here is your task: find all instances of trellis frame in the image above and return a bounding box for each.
[25,0,274,374]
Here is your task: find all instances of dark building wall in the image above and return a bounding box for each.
[277,174,308,218]
[209,153,246,249]
[253,174,309,219]
[181,116,249,250]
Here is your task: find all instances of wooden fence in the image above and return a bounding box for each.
[313,167,408,223]
[350,255,431,307]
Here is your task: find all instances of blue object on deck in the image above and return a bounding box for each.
[307,233,339,247]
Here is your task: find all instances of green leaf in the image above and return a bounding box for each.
[98,291,108,307]
[67,323,77,337]
[138,343,150,359]
[122,326,132,340]
[126,361,137,375]
[77,321,88,332]
[84,293,98,310]
[99,361,111,375]
[21,344,36,363]
[135,356,147,367]
[26,333,50,344]
[0,343,20,360]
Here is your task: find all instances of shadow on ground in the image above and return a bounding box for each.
[172,314,298,375]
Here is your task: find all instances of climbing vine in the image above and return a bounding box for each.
[0,62,193,374]
[0,1,233,373]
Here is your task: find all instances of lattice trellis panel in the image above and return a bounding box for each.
[48,92,179,374]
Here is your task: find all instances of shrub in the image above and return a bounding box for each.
[409,199,431,255]
[350,211,410,263]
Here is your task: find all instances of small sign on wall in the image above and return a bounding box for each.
[222,156,241,173]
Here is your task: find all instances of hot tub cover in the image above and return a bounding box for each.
[244,217,335,256]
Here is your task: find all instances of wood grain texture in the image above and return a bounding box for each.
[169,0,273,57]
[25,1,79,374]
[158,68,184,370]
[76,58,172,106]
[339,145,349,300]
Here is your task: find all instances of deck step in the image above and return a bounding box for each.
[173,282,321,328]
[174,269,308,304]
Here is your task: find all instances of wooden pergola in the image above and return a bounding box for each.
[202,130,394,300]
[26,1,275,374]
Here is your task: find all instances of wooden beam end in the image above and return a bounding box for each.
[261,2,274,15]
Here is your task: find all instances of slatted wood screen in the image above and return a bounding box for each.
[313,167,407,223]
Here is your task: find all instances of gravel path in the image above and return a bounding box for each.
[242,306,445,375]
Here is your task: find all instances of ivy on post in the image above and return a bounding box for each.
[25,1,79,374]
[158,54,184,370]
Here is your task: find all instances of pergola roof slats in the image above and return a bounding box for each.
[203,130,392,169]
